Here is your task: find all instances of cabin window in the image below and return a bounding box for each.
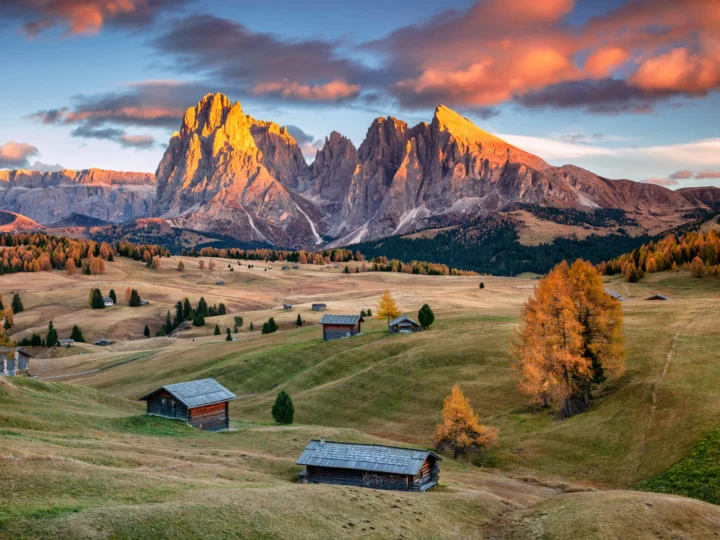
[160,397,176,417]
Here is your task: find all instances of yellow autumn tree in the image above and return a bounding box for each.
[65,258,76,276]
[375,289,401,321]
[690,256,705,278]
[433,385,498,459]
[513,260,625,417]
[177,260,185,272]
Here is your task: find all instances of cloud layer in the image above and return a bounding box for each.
[0,142,40,168]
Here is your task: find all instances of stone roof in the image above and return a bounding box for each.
[139,378,236,408]
[297,440,440,476]
[389,314,420,327]
[319,314,362,325]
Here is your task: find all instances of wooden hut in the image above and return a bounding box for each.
[645,294,671,301]
[312,303,327,311]
[94,339,112,346]
[139,378,236,432]
[604,288,625,302]
[297,440,441,492]
[319,314,363,342]
[388,314,423,333]
[283,304,293,311]
[57,339,75,347]
[0,347,33,376]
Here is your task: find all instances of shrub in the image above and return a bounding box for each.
[271,391,294,424]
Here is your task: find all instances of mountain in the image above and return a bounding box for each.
[154,93,321,246]
[153,95,708,248]
[0,210,44,232]
[0,168,155,225]
[678,186,720,212]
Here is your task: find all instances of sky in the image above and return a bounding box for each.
[0,0,719,189]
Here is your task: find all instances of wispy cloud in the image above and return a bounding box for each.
[0,141,40,168]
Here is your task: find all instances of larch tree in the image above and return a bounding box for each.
[690,256,705,278]
[513,260,625,418]
[125,287,132,305]
[65,258,76,276]
[433,385,498,459]
[177,260,185,272]
[376,290,401,322]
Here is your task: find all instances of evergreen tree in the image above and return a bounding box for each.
[70,325,85,343]
[0,293,4,311]
[249,322,254,331]
[268,317,278,333]
[344,265,349,273]
[143,325,150,338]
[30,333,42,346]
[175,301,184,325]
[218,303,226,315]
[109,289,117,303]
[214,324,221,335]
[165,311,173,334]
[197,297,209,317]
[296,313,303,326]
[418,304,435,330]
[225,327,232,341]
[233,316,244,330]
[90,288,105,309]
[11,293,24,313]
[192,314,205,327]
[360,309,367,317]
[129,289,141,307]
[183,298,192,320]
[107,252,114,262]
[367,309,372,317]
[261,322,270,334]
[45,321,58,347]
[3,316,11,330]
[479,282,485,289]
[271,391,294,424]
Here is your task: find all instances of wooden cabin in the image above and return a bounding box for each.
[646,293,671,301]
[57,339,75,347]
[604,288,625,302]
[94,339,112,346]
[319,314,363,342]
[297,440,441,492]
[103,297,115,307]
[139,378,236,432]
[312,303,327,312]
[0,347,33,377]
[283,304,293,311]
[389,314,423,333]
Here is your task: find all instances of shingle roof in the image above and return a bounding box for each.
[604,288,625,301]
[389,314,420,326]
[645,293,671,301]
[297,440,440,476]
[139,378,236,408]
[319,314,362,325]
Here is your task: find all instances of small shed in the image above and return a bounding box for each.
[216,280,225,285]
[319,314,364,342]
[139,299,150,306]
[103,297,114,307]
[297,440,441,492]
[57,339,75,347]
[645,294,671,301]
[312,303,327,312]
[389,314,423,334]
[282,266,290,270]
[283,303,293,311]
[139,378,236,431]
[94,339,112,346]
[292,265,300,270]
[604,288,625,302]
[0,347,33,376]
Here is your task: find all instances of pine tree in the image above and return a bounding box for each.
[11,293,24,314]
[296,314,303,326]
[45,321,59,347]
[129,289,142,307]
[192,314,205,327]
[376,290,400,322]
[70,325,85,343]
[0,293,4,312]
[360,309,367,317]
[261,322,270,334]
[249,322,254,331]
[109,289,117,304]
[165,311,173,334]
[225,327,232,341]
[268,317,278,333]
[344,265,349,273]
[233,316,244,330]
[271,391,294,424]
[197,297,209,317]
[143,325,150,338]
[90,288,105,309]
[479,282,485,289]
[175,301,184,325]
[218,303,226,315]
[183,298,192,320]
[433,385,498,459]
[367,309,372,317]
[418,304,435,329]
[214,324,221,335]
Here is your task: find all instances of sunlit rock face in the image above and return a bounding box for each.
[155,94,703,247]
[0,169,156,224]
[154,93,321,246]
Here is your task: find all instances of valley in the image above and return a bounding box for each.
[2,254,720,537]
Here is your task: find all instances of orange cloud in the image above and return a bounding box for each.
[252,80,360,102]
[631,46,720,94]
[0,141,40,168]
[585,48,629,78]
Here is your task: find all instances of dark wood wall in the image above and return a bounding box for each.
[146,390,189,420]
[322,322,361,341]
[306,457,439,492]
[188,402,229,432]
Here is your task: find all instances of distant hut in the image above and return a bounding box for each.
[94,339,112,346]
[604,288,625,302]
[216,280,225,286]
[292,265,300,270]
[297,440,441,492]
[282,266,290,271]
[139,378,236,432]
[319,315,364,342]
[139,299,150,306]
[103,297,115,307]
[645,294,671,301]
[388,314,423,334]
[0,347,33,376]
[312,303,327,312]
[284,304,293,311]
[57,339,75,347]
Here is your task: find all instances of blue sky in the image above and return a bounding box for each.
[0,0,718,188]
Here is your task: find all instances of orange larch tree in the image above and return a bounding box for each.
[375,290,401,322]
[433,385,498,459]
[513,259,625,417]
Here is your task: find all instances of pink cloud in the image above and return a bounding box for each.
[696,170,720,179]
[0,141,40,168]
[643,178,678,187]
[669,169,694,180]
[251,79,360,102]
[584,48,629,78]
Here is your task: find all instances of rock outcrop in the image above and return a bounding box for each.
[0,169,155,225]
[154,93,321,246]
